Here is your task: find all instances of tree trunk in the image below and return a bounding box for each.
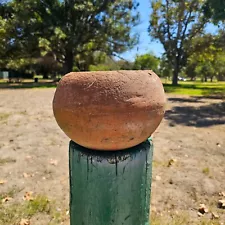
[63,49,74,74]
[172,67,178,85]
[204,76,207,82]
[217,74,225,81]
[43,72,48,79]
[172,59,179,85]
[210,76,213,82]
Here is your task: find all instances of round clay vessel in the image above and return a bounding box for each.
[53,70,166,150]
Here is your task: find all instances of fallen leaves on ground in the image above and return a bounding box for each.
[216,143,221,147]
[1,197,12,203]
[23,173,34,178]
[218,199,225,209]
[49,159,58,166]
[23,191,34,201]
[25,155,32,160]
[19,219,30,225]
[198,203,209,216]
[0,179,7,184]
[211,212,219,219]
[168,158,177,167]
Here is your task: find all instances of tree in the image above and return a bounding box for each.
[159,55,173,79]
[149,0,208,85]
[133,53,160,72]
[117,60,134,70]
[87,52,120,71]
[36,52,61,78]
[89,58,120,71]
[186,34,225,81]
[0,1,13,68]
[203,0,225,23]
[1,0,139,74]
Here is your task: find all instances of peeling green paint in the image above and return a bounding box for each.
[69,139,153,225]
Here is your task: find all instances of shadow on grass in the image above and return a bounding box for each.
[165,101,225,127]
[201,89,225,99]
[0,82,57,89]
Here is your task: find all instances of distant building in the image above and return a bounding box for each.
[0,71,9,79]
[0,70,33,82]
[0,69,34,79]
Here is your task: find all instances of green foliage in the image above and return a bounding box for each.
[203,0,225,23]
[0,0,140,74]
[133,53,160,72]
[89,54,120,71]
[185,34,225,81]
[25,195,50,216]
[88,53,135,71]
[117,60,134,70]
[0,156,16,165]
[149,0,208,85]
[0,195,65,225]
[0,113,10,122]
[89,64,115,71]
[202,167,210,175]
[159,55,173,78]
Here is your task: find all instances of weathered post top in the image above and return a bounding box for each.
[53,70,166,151]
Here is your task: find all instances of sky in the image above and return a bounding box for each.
[120,0,164,61]
[120,0,219,62]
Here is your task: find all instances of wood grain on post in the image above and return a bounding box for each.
[69,139,153,225]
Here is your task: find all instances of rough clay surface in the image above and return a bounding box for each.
[53,70,166,150]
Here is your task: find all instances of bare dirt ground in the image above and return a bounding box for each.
[0,88,224,225]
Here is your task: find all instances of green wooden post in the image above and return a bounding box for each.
[69,138,153,225]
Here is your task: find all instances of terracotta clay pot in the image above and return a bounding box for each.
[53,70,166,151]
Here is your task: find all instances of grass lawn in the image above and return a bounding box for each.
[163,81,225,97]
[0,78,224,98]
[0,79,57,89]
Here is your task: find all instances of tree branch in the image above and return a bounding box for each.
[176,1,185,44]
[165,0,172,41]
